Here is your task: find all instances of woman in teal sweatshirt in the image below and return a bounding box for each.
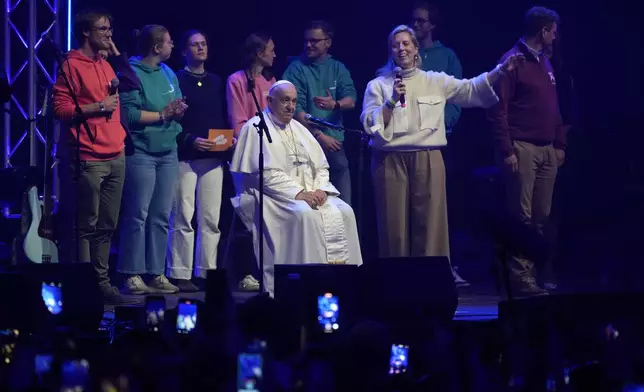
[117,25,185,295]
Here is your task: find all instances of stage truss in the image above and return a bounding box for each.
[3,0,68,218]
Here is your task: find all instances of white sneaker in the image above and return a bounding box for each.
[239,275,260,291]
[121,275,151,295]
[452,267,471,287]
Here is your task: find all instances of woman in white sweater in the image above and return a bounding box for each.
[360,24,521,263]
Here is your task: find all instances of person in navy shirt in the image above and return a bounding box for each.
[166,30,229,292]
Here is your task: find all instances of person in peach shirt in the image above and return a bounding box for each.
[226,32,277,138]
[225,32,276,291]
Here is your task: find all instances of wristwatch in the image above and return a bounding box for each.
[98,101,105,112]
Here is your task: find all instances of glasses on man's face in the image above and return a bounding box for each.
[304,38,327,45]
[92,26,113,34]
[411,18,428,25]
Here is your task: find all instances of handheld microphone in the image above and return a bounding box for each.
[109,78,119,95]
[107,78,119,120]
[393,66,406,108]
[304,114,343,130]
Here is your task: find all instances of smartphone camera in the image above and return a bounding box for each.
[146,296,166,332]
[317,293,339,333]
[389,344,409,375]
[41,282,63,315]
[176,299,197,334]
[237,352,263,392]
[61,359,89,389]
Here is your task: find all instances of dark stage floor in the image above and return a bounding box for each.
[107,289,502,322]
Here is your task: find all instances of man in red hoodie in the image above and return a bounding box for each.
[487,6,567,297]
[53,9,136,305]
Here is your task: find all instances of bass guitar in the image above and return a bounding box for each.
[23,185,58,263]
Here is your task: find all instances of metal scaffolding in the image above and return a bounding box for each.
[3,0,62,218]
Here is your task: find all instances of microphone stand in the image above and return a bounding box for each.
[246,71,272,295]
[357,131,369,246]
[48,41,95,265]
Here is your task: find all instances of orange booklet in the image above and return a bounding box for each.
[208,129,234,151]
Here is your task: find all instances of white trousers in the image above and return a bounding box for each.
[167,158,223,279]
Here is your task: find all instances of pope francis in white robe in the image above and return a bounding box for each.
[230,80,363,296]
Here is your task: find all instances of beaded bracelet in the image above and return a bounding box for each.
[385,97,396,109]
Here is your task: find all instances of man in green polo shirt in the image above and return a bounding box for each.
[283,20,357,205]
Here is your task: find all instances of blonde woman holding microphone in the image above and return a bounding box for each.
[361,25,522,271]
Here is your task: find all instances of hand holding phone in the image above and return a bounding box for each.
[317,293,339,334]
[176,299,198,334]
[237,352,263,391]
[145,296,166,332]
[41,282,63,315]
[389,344,409,375]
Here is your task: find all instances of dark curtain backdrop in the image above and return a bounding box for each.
[61,0,644,285]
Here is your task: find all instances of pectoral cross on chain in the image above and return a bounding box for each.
[293,159,306,176]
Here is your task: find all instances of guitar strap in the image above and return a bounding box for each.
[11,186,33,265]
[19,187,31,237]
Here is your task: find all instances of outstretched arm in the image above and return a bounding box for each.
[442,53,523,108]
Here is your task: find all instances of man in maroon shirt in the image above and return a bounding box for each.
[487,6,567,296]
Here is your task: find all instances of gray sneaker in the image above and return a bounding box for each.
[121,275,151,295]
[239,275,260,291]
[148,275,179,294]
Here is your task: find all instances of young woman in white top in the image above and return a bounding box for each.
[360,25,521,270]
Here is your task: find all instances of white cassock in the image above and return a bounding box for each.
[230,110,363,295]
